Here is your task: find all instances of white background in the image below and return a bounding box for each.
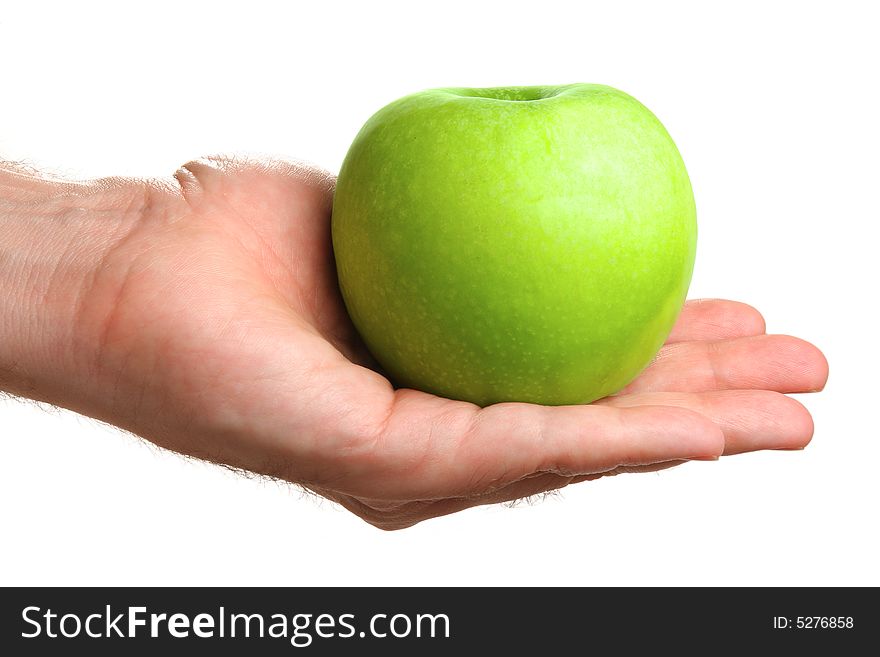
[1,0,877,586]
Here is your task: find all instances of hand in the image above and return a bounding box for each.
[1,157,829,530]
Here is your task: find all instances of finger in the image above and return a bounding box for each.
[336,462,691,530]
[621,334,829,395]
[335,472,575,530]
[570,460,690,482]
[667,299,766,343]
[457,461,686,507]
[600,390,815,454]
[174,154,334,203]
[345,389,724,500]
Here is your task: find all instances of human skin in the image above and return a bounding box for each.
[0,157,829,530]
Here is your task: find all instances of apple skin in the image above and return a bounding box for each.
[331,84,696,406]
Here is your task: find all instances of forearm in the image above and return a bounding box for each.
[0,164,145,405]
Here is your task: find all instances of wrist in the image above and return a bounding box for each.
[0,166,147,404]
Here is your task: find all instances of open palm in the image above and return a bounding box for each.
[77,157,828,529]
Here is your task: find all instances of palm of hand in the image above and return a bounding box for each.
[80,158,827,529]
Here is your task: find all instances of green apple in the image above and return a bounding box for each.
[331,83,696,406]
